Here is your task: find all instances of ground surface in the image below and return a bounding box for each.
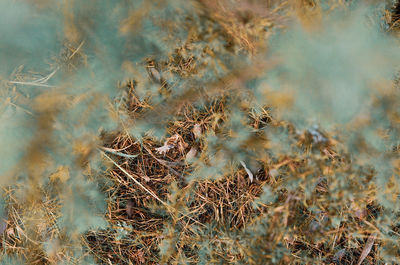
[1,0,400,264]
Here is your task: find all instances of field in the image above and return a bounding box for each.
[1,0,400,264]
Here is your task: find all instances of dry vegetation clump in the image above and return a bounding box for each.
[1,0,400,264]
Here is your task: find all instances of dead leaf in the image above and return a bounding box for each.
[148,67,162,83]
[185,147,197,162]
[354,208,367,220]
[155,144,174,155]
[126,200,135,219]
[193,124,202,139]
[357,232,377,265]
[156,134,188,155]
[142,175,151,182]
[239,160,254,182]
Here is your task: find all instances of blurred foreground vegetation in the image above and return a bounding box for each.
[1,0,400,264]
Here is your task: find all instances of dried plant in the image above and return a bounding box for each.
[0,0,400,264]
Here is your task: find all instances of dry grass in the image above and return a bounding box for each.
[1,0,400,264]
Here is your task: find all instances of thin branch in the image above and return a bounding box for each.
[101,150,168,207]
[8,81,55,87]
[100,146,138,159]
